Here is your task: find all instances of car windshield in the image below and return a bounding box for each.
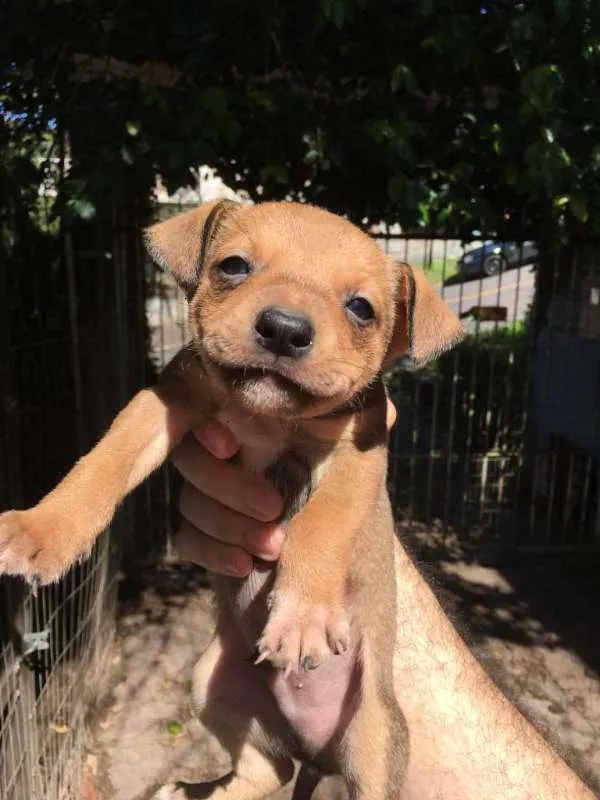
[465,240,493,253]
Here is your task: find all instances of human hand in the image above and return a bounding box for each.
[172,399,397,576]
[171,423,284,577]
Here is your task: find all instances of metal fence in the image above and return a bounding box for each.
[0,203,165,799]
[1,201,600,799]
[381,234,600,551]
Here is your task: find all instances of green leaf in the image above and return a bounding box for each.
[319,0,352,28]
[247,89,274,111]
[554,0,571,23]
[521,64,560,115]
[49,723,70,734]
[570,195,588,223]
[554,144,572,168]
[167,721,184,737]
[391,65,417,94]
[71,198,96,220]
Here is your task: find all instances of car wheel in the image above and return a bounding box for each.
[482,253,505,277]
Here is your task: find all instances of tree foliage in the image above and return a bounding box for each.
[3,0,600,240]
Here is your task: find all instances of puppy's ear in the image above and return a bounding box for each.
[144,199,240,297]
[384,263,464,367]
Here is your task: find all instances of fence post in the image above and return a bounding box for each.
[65,230,84,453]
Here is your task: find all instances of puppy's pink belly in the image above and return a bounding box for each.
[223,568,361,756]
[268,647,360,754]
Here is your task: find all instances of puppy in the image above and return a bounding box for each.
[0,200,463,799]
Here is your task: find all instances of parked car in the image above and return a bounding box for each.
[457,241,539,278]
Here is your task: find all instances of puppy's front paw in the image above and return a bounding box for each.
[0,509,71,585]
[256,590,350,674]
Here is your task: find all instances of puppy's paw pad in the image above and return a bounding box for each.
[257,591,350,673]
[0,510,66,585]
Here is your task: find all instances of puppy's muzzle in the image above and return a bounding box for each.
[254,307,314,359]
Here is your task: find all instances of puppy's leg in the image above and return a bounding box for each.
[164,744,293,800]
[167,634,294,800]
[342,699,407,800]
[291,766,322,800]
[0,381,196,584]
[258,446,387,673]
[341,644,408,800]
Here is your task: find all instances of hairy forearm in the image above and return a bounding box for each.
[392,539,593,800]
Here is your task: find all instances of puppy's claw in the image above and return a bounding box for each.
[254,650,270,666]
[258,590,351,673]
[302,655,318,671]
[331,635,349,655]
[266,592,276,611]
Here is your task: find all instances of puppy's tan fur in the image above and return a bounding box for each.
[0,200,463,799]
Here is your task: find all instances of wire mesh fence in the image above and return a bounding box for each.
[0,341,120,800]
[382,234,600,550]
[1,195,600,800]
[0,200,152,799]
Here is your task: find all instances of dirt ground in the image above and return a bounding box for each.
[83,533,600,800]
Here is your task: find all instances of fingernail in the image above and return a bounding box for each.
[197,421,230,458]
[244,525,284,560]
[244,484,282,521]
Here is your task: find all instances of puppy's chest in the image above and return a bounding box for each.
[215,406,326,520]
[215,406,329,638]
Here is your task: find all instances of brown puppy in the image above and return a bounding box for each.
[0,200,463,799]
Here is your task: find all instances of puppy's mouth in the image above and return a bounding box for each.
[219,363,311,398]
[199,342,355,413]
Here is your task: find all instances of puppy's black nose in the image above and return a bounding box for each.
[255,307,314,358]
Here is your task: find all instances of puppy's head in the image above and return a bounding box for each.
[145,200,464,418]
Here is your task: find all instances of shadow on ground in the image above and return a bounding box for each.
[442,273,467,287]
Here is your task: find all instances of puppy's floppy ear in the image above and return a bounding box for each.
[144,199,240,297]
[384,262,464,367]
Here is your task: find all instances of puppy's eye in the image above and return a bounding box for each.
[217,256,251,280]
[346,296,375,325]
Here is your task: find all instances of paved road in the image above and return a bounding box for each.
[376,238,536,327]
[439,264,536,329]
